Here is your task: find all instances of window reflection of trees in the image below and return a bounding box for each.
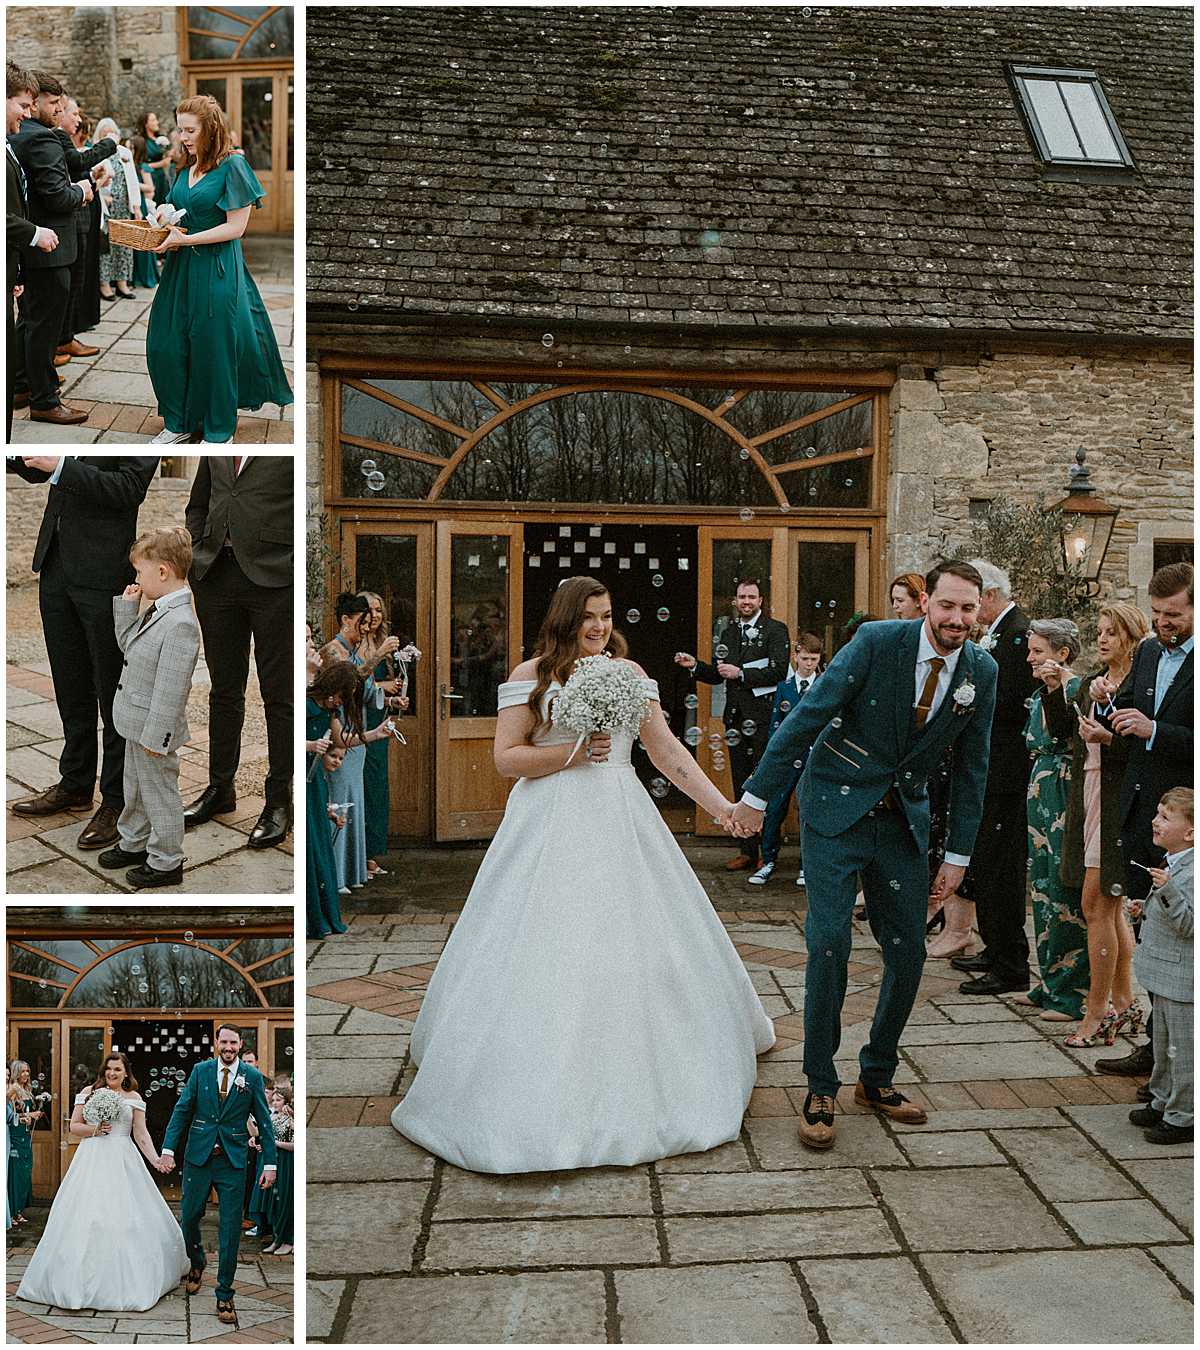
[64,945,259,1009]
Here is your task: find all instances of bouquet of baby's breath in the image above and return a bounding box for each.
[82,1087,124,1125]
[551,654,651,761]
[269,1110,294,1144]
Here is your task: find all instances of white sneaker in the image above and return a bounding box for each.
[149,428,192,444]
[748,862,775,886]
[795,870,806,887]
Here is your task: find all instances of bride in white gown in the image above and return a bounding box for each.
[392,576,776,1174]
[17,1053,189,1311]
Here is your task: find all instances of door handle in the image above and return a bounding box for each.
[439,684,464,720]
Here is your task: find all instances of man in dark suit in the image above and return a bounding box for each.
[954,561,1038,994]
[676,578,791,870]
[6,62,59,439]
[51,96,100,363]
[184,457,294,849]
[9,72,112,426]
[6,456,159,849]
[1094,562,1194,1080]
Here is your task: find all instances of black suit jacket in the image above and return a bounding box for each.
[1115,635,1194,877]
[7,148,35,291]
[54,129,113,241]
[982,604,1037,789]
[186,457,293,590]
[692,614,791,725]
[7,120,113,269]
[5,456,159,589]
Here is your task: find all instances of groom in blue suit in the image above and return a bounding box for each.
[732,561,998,1149]
[160,1025,276,1324]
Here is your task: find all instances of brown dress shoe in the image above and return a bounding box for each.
[798,1092,836,1150]
[12,783,94,816]
[854,1081,928,1124]
[30,403,88,425]
[216,1299,238,1326]
[77,803,121,850]
[184,1267,203,1295]
[53,351,71,367]
[724,854,754,872]
[13,390,30,409]
[60,339,99,357]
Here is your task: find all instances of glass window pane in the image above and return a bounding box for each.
[341,443,440,500]
[240,77,274,173]
[195,78,227,109]
[241,7,294,59]
[18,941,95,970]
[287,76,294,172]
[1022,78,1083,158]
[188,29,240,61]
[64,943,260,1009]
[1060,81,1121,161]
[355,534,419,716]
[15,1028,54,1130]
[796,542,858,661]
[69,1027,107,1107]
[9,976,62,1008]
[273,1025,295,1078]
[450,536,509,716]
[264,983,294,1008]
[709,539,773,721]
[192,7,260,39]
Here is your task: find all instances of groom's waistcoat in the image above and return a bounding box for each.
[745,620,998,857]
[162,1058,277,1171]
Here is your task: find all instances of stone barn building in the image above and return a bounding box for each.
[306,4,1192,843]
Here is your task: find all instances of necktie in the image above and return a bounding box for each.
[797,679,809,699]
[219,1066,230,1101]
[7,143,28,200]
[914,658,945,729]
[137,602,157,631]
[233,455,243,475]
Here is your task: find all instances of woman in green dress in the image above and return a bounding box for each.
[136,111,172,207]
[1018,619,1089,1022]
[357,593,407,879]
[263,1085,294,1255]
[307,640,359,939]
[6,1062,38,1225]
[128,137,159,293]
[147,95,292,444]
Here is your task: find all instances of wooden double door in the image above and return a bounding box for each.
[341,515,873,843]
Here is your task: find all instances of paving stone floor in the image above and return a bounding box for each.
[6,1204,293,1343]
[306,844,1194,1344]
[9,236,293,445]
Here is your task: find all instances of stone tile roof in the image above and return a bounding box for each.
[307,5,1192,341]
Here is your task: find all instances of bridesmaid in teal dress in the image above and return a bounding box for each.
[6,1064,35,1225]
[147,94,292,444]
[128,137,159,292]
[136,111,172,206]
[357,592,407,878]
[263,1087,294,1256]
[1021,620,1089,1022]
[307,627,352,939]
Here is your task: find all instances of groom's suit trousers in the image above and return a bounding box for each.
[801,807,929,1095]
[179,1152,245,1302]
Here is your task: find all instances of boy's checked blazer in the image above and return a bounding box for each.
[111,587,201,753]
[1134,849,1194,1003]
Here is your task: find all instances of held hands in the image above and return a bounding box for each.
[1110,707,1153,740]
[154,1155,174,1174]
[35,229,59,253]
[727,801,763,838]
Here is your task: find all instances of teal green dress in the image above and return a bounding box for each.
[363,657,391,858]
[267,1143,293,1244]
[146,136,172,207]
[7,1099,32,1217]
[307,697,347,939]
[1025,679,1090,1018]
[131,166,159,291]
[248,1142,271,1234]
[146,154,293,442]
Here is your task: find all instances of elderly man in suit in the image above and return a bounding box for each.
[7,456,159,850]
[184,456,294,847]
[676,578,791,870]
[6,62,60,438]
[8,71,113,425]
[731,560,998,1150]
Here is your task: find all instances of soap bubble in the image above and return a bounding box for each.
[656,607,670,622]
[780,701,791,713]
[739,508,754,522]
[890,879,901,891]
[651,574,664,588]
[805,446,817,458]
[684,693,699,710]
[649,777,670,798]
[726,729,742,747]
[840,785,850,796]
[715,643,729,660]
[708,733,723,749]
[831,717,842,728]
[739,448,750,460]
[138,981,149,992]
[184,931,194,943]
[741,719,757,737]
[360,458,377,473]
[171,945,180,954]
[131,964,142,975]
[684,726,703,746]
[365,470,386,492]
[541,333,554,348]
[623,345,631,354]
[626,609,640,623]
[793,759,804,768]
[844,479,854,488]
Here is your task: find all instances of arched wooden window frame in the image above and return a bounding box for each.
[324,362,892,513]
[180,6,291,63]
[8,934,294,1011]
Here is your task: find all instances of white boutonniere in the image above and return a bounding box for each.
[977,633,997,653]
[953,681,976,714]
[234,1075,247,1092]
[744,627,759,641]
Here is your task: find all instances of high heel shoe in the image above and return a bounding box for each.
[1111,1001,1146,1039]
[1064,1008,1120,1048]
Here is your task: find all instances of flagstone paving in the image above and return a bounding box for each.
[9,237,293,445]
[5,1207,293,1344]
[306,846,1194,1344]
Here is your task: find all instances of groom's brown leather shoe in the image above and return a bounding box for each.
[11,782,94,815]
[798,1092,836,1150]
[77,803,121,850]
[216,1299,238,1326]
[724,854,753,872]
[184,1267,203,1295]
[854,1081,927,1124]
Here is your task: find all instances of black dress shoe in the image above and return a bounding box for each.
[183,785,236,830]
[1096,1043,1154,1076]
[98,844,149,870]
[1129,1104,1164,1128]
[126,861,184,888]
[959,973,1030,996]
[950,952,993,974]
[1144,1120,1193,1146]
[248,800,291,849]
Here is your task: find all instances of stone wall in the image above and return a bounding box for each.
[7,6,182,132]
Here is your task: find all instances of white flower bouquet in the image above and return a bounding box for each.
[551,654,650,762]
[82,1087,124,1126]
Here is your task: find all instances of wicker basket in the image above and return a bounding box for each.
[108,219,186,251]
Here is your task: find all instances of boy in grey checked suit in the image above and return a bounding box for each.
[1130,788,1194,1145]
[99,528,201,888]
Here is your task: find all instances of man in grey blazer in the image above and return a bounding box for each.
[1129,788,1194,1145]
[99,528,201,889]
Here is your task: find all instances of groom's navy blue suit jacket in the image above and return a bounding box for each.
[745,620,998,858]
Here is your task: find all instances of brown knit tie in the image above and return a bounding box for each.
[219,1067,230,1102]
[914,658,945,729]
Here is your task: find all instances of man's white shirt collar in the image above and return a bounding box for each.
[217,1057,240,1083]
[918,623,964,674]
[739,610,762,629]
[987,601,1015,636]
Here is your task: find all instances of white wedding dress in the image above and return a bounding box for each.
[392,677,776,1174]
[17,1092,189,1311]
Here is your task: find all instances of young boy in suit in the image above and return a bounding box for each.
[1130,787,1194,1144]
[99,527,201,888]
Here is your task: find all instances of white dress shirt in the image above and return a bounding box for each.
[987,600,1015,637]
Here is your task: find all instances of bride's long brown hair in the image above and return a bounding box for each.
[526,576,628,737]
[91,1052,138,1094]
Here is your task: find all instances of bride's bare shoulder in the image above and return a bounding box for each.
[507,659,539,682]
[618,658,649,679]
